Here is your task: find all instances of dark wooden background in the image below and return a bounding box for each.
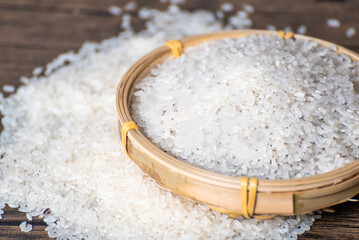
[0,0,358,239]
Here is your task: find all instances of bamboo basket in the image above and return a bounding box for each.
[116,30,359,218]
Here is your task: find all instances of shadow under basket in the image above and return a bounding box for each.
[116,30,359,219]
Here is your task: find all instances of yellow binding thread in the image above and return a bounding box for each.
[210,176,275,219]
[278,30,294,39]
[240,176,250,218]
[121,121,139,157]
[255,214,276,220]
[278,30,286,39]
[210,206,235,215]
[285,31,294,39]
[165,40,183,58]
[248,178,258,218]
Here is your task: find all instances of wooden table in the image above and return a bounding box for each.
[0,0,358,239]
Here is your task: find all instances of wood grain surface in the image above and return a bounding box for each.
[0,0,358,239]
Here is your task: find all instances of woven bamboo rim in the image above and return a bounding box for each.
[116,30,359,218]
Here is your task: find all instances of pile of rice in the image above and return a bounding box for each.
[132,35,359,179]
[0,4,341,240]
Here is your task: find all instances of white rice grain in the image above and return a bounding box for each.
[216,10,225,19]
[220,2,234,12]
[124,1,137,11]
[121,14,132,30]
[266,24,277,31]
[243,4,255,13]
[26,212,33,221]
[170,0,186,4]
[327,18,341,28]
[346,27,356,38]
[108,6,122,16]
[227,12,252,29]
[20,221,32,233]
[32,66,44,75]
[284,25,292,32]
[2,84,15,93]
[297,24,307,34]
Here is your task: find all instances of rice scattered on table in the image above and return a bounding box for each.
[1,4,350,240]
